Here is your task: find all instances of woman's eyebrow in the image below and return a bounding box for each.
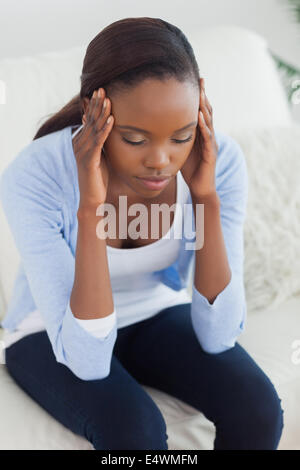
[115,121,197,134]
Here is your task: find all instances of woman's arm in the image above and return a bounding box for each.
[70,206,114,320]
[70,87,115,321]
[0,163,117,381]
[191,191,231,305]
[188,131,249,353]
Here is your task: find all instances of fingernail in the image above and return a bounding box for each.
[98,88,102,98]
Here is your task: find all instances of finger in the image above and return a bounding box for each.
[94,96,111,133]
[200,78,213,116]
[204,94,213,116]
[86,90,98,123]
[93,88,107,123]
[200,86,212,116]
[200,77,204,93]
[94,114,114,147]
[199,77,204,107]
[198,110,211,141]
[200,90,213,131]
[89,89,105,125]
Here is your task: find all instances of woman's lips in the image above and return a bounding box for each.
[136,177,171,190]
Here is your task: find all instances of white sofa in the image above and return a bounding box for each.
[0,25,299,450]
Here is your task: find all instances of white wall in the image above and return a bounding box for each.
[1,0,300,120]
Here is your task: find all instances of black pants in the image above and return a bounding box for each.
[5,302,284,450]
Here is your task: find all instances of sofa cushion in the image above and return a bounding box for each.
[230,124,300,313]
[188,25,292,133]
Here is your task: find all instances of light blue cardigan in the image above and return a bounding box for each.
[0,125,248,380]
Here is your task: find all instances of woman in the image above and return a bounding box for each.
[0,17,284,450]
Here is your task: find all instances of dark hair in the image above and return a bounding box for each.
[33,17,201,140]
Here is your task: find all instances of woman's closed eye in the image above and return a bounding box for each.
[122,135,193,146]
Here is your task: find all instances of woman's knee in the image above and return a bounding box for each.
[228,372,285,448]
[88,398,168,450]
[250,378,284,441]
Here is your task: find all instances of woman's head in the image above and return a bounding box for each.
[33,17,202,197]
[86,77,199,199]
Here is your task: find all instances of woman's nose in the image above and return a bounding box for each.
[143,152,170,169]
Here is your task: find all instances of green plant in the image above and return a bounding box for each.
[270,0,300,105]
[288,0,300,21]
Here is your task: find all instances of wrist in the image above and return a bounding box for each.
[77,204,104,220]
[191,190,220,207]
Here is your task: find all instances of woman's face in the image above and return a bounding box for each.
[82,77,200,201]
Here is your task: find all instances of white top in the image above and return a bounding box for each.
[1,124,192,354]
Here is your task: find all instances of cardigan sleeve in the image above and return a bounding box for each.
[0,160,117,381]
[190,132,249,353]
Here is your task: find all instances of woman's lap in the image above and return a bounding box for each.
[114,302,285,449]
[5,328,168,450]
[5,302,285,450]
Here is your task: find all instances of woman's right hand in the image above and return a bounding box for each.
[73,88,114,212]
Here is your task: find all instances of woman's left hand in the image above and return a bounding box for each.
[180,78,219,199]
